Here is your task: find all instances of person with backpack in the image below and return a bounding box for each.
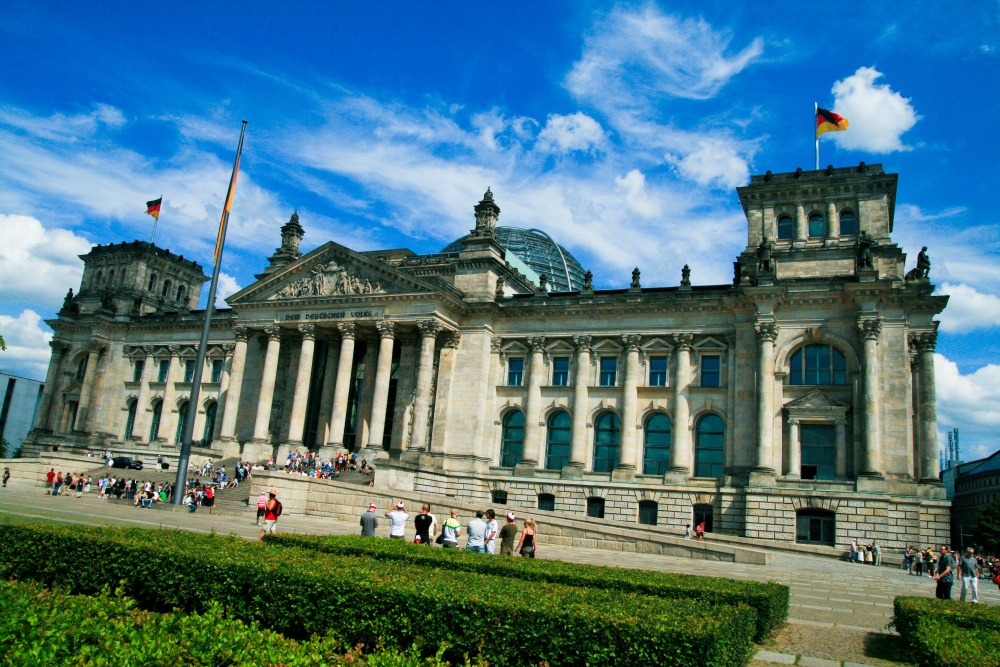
[257,489,282,542]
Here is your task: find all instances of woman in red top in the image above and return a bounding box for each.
[257,489,279,542]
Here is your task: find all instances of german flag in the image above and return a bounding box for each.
[145,197,162,220]
[816,107,849,138]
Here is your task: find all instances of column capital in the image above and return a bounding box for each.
[221,343,236,356]
[490,337,504,354]
[857,317,883,341]
[88,338,109,355]
[232,324,249,342]
[298,323,316,340]
[909,330,937,352]
[376,320,396,339]
[672,332,694,350]
[122,344,143,358]
[573,335,592,352]
[527,336,546,353]
[441,330,462,348]
[754,321,779,343]
[622,334,642,350]
[50,340,71,355]
[418,319,443,339]
[788,417,800,425]
[337,322,356,340]
[835,417,848,426]
[263,325,282,342]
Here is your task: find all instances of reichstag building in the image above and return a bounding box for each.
[26,163,950,549]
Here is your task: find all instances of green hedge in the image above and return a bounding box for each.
[264,533,788,641]
[0,524,757,667]
[0,579,455,667]
[892,597,1000,667]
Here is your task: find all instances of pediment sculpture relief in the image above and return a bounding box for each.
[269,260,387,300]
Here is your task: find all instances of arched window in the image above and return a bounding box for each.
[148,273,157,291]
[124,399,137,440]
[149,400,163,442]
[537,493,555,511]
[642,413,671,475]
[175,399,188,445]
[808,213,825,238]
[776,215,794,240]
[545,411,571,471]
[177,285,186,302]
[796,509,835,546]
[95,270,103,286]
[638,500,658,526]
[789,344,847,385]
[694,414,725,478]
[109,269,115,286]
[500,410,525,468]
[586,496,605,519]
[161,279,172,297]
[592,412,620,473]
[202,401,218,446]
[839,211,858,235]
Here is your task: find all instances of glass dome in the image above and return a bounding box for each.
[442,226,586,292]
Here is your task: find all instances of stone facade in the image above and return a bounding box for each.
[25,164,950,551]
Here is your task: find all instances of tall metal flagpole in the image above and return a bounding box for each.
[173,120,247,504]
[814,102,820,170]
[150,195,162,244]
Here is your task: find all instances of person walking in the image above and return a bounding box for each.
[203,485,215,514]
[2,467,9,487]
[441,508,462,549]
[484,509,499,554]
[516,517,537,558]
[959,547,980,603]
[256,489,280,542]
[695,521,705,541]
[466,510,487,552]
[360,503,380,537]
[413,503,436,545]
[385,502,410,539]
[499,512,518,555]
[44,468,55,494]
[933,545,955,600]
[684,523,692,540]
[873,541,881,567]
[255,490,268,526]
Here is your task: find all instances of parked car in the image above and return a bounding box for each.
[110,457,144,471]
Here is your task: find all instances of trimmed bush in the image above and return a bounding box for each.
[892,597,1000,667]
[0,524,757,667]
[0,579,452,666]
[265,533,788,641]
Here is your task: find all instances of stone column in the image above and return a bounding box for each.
[408,320,441,453]
[835,417,848,479]
[326,323,356,449]
[826,199,840,241]
[251,326,282,443]
[753,321,778,474]
[365,321,396,454]
[565,335,591,478]
[914,332,940,483]
[74,339,108,433]
[36,340,69,432]
[215,344,234,440]
[315,340,340,447]
[786,418,801,479]
[516,336,546,473]
[612,334,641,480]
[794,203,807,246]
[858,318,883,477]
[286,324,316,446]
[219,327,248,442]
[131,348,155,442]
[669,333,694,478]
[157,345,182,443]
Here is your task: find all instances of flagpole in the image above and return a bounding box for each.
[173,120,247,505]
[814,102,819,170]
[150,195,162,245]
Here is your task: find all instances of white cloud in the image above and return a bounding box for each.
[936,283,1000,333]
[0,103,125,142]
[935,354,1000,461]
[536,112,605,153]
[665,138,751,189]
[0,214,92,309]
[615,169,660,218]
[0,310,53,381]
[215,272,241,309]
[828,67,919,153]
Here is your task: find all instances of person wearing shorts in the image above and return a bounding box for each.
[255,490,267,526]
[257,489,279,542]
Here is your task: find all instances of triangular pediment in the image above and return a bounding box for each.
[227,241,448,305]
[785,390,848,409]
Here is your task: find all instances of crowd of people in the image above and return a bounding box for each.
[848,539,882,565]
[262,450,376,481]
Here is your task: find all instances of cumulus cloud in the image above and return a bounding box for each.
[828,67,919,153]
[536,112,605,153]
[935,354,1000,460]
[936,283,1000,333]
[614,169,660,218]
[665,138,751,189]
[215,272,242,309]
[0,214,91,309]
[0,310,53,381]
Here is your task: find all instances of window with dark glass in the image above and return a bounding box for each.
[642,413,671,475]
[161,279,172,297]
[800,424,836,480]
[537,493,555,512]
[839,212,858,235]
[545,411,571,471]
[158,360,169,382]
[183,360,195,382]
[507,358,524,386]
[149,400,162,442]
[586,497,605,519]
[592,412,620,473]
[552,356,569,386]
[796,509,835,546]
[124,400,137,440]
[649,356,667,386]
[491,490,508,505]
[202,402,218,446]
[132,360,144,383]
[808,214,825,237]
[599,357,617,386]
[211,359,224,383]
[175,400,188,445]
[500,410,525,467]
[777,215,794,240]
[694,414,725,478]
[75,356,88,382]
[789,345,847,385]
[693,503,714,532]
[638,500,658,526]
[148,274,157,291]
[700,355,721,387]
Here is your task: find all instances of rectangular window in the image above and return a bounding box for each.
[599,357,617,386]
[800,424,837,481]
[183,360,195,383]
[507,358,524,386]
[552,357,569,386]
[701,355,721,387]
[158,360,170,382]
[132,360,144,383]
[649,356,668,386]
[211,359,223,383]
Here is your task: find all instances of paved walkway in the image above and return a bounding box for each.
[1,491,992,666]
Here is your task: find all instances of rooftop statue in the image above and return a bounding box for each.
[905,246,931,281]
[856,230,875,271]
[756,237,775,273]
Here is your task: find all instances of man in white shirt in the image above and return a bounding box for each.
[484,509,499,554]
[385,501,410,539]
[466,510,487,553]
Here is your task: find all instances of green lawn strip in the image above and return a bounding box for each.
[0,579,457,667]
[892,597,1000,667]
[0,523,757,667]
[265,533,788,642]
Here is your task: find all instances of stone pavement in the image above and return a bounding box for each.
[1,491,992,665]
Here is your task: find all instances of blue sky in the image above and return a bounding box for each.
[0,1,998,459]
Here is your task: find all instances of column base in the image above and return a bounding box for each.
[242,440,272,464]
[400,449,424,465]
[560,462,584,480]
[611,464,636,482]
[217,437,242,460]
[918,477,944,486]
[748,468,777,487]
[784,473,801,481]
[855,474,888,493]
[318,444,343,461]
[512,461,538,477]
[664,468,690,484]
[274,442,299,464]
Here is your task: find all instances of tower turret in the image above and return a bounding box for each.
[260,211,305,277]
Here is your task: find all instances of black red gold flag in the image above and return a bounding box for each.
[145,197,162,220]
[816,107,849,138]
